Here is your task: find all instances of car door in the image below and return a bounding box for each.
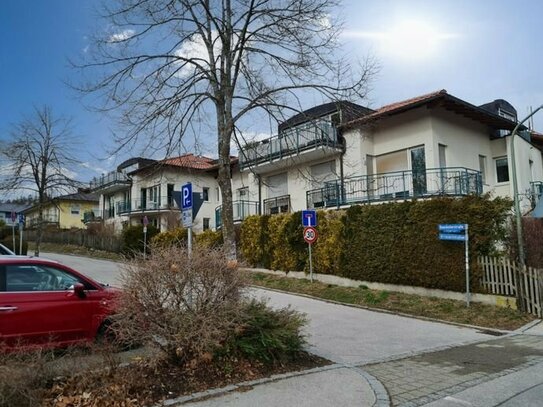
[0,263,96,348]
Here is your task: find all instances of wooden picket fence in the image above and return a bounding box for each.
[479,255,543,317]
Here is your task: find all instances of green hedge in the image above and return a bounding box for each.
[121,224,159,255]
[239,196,512,293]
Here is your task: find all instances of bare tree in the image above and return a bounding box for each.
[0,106,82,256]
[77,0,374,257]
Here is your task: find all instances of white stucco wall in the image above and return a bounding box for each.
[130,168,220,232]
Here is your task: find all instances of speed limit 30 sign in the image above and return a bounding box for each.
[303,226,318,244]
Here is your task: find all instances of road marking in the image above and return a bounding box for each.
[443,396,474,406]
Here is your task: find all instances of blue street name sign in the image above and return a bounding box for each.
[439,233,466,242]
[438,224,466,233]
[302,210,317,227]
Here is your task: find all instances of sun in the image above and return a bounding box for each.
[380,20,452,60]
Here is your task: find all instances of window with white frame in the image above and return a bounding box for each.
[203,187,209,202]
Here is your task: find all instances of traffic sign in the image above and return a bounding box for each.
[439,233,466,241]
[11,211,16,223]
[302,210,317,227]
[303,226,318,244]
[181,183,192,210]
[143,215,149,226]
[438,224,466,233]
[18,214,25,225]
[182,208,193,228]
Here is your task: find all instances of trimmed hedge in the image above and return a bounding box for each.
[151,227,188,248]
[239,196,512,293]
[121,224,159,255]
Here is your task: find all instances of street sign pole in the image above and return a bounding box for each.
[11,212,16,254]
[19,221,23,255]
[465,223,470,307]
[143,216,149,260]
[303,226,318,282]
[308,243,313,282]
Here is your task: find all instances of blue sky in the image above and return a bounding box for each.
[1,0,543,183]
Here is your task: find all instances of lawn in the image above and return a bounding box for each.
[246,271,536,331]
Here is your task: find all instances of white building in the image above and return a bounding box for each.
[231,90,543,220]
[90,90,543,233]
[87,155,228,233]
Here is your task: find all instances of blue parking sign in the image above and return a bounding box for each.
[181,182,192,210]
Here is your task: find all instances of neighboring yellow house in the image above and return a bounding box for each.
[24,192,99,230]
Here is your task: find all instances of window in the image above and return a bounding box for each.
[203,187,209,202]
[70,204,80,215]
[438,144,447,168]
[238,187,249,200]
[216,187,220,201]
[495,157,510,183]
[479,155,487,184]
[203,217,210,230]
[4,265,92,292]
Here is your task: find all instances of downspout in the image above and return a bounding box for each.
[257,174,262,215]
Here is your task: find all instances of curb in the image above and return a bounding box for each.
[250,285,513,336]
[515,318,542,333]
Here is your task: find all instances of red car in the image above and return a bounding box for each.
[0,256,119,350]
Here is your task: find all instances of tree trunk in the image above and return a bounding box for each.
[35,202,44,257]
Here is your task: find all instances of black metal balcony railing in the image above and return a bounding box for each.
[121,196,178,214]
[89,171,130,191]
[215,200,260,228]
[530,181,543,208]
[239,119,341,169]
[263,194,291,215]
[306,167,482,209]
[82,210,100,223]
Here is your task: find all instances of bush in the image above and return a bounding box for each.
[121,224,159,255]
[114,244,307,366]
[1,237,28,255]
[240,215,271,268]
[239,196,513,292]
[151,227,188,248]
[115,245,247,364]
[224,299,306,363]
[195,230,223,248]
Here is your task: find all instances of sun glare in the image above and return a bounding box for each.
[380,20,452,60]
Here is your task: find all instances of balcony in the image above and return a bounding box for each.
[82,210,101,224]
[306,167,482,208]
[27,214,60,228]
[215,200,260,228]
[123,196,178,215]
[89,171,131,194]
[263,194,291,215]
[239,119,342,173]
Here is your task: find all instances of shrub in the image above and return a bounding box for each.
[121,224,159,254]
[1,237,28,255]
[268,213,306,271]
[115,245,248,364]
[151,227,188,248]
[310,210,344,275]
[223,299,306,363]
[114,244,308,367]
[195,229,223,248]
[240,215,271,267]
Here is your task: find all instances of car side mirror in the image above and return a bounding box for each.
[73,283,86,299]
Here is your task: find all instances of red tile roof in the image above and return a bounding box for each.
[344,90,447,128]
[161,154,216,170]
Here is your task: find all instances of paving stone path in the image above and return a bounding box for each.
[362,334,543,406]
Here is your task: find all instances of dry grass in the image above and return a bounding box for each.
[28,242,123,261]
[247,271,536,331]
